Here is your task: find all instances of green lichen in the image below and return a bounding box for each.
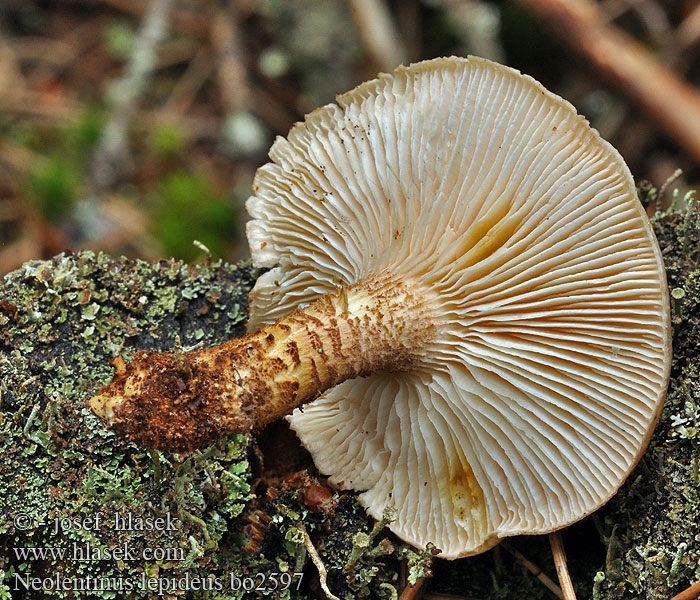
[265,479,404,599]
[0,252,260,599]
[343,507,396,575]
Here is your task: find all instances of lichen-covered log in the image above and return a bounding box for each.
[0,253,258,599]
[0,252,413,600]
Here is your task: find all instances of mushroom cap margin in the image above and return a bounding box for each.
[245,56,671,558]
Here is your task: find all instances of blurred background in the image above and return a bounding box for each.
[1,0,699,275]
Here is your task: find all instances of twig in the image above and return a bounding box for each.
[599,0,670,45]
[149,448,162,486]
[210,0,248,112]
[90,0,176,191]
[672,581,700,600]
[302,527,341,600]
[209,0,270,155]
[516,0,700,167]
[549,532,577,600]
[0,139,45,173]
[0,39,82,122]
[346,0,408,71]
[656,168,683,213]
[399,577,426,600]
[18,16,103,88]
[250,84,302,135]
[0,92,81,120]
[502,541,564,600]
[0,36,24,91]
[160,45,213,115]
[604,524,620,576]
[96,0,209,38]
[675,4,700,57]
[424,594,483,600]
[11,37,78,67]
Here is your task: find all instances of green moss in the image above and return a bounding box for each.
[149,124,186,159]
[152,172,238,261]
[27,155,80,221]
[19,108,104,223]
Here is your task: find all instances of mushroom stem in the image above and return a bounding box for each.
[89,273,438,452]
[671,580,700,600]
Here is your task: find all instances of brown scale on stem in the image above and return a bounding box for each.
[88,273,439,453]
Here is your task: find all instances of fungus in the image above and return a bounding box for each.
[89,56,671,558]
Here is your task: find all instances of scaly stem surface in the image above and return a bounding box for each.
[89,274,438,452]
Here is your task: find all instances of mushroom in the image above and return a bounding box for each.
[89,56,671,558]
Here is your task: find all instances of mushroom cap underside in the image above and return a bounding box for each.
[245,56,671,558]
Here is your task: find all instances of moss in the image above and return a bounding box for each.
[152,172,239,262]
